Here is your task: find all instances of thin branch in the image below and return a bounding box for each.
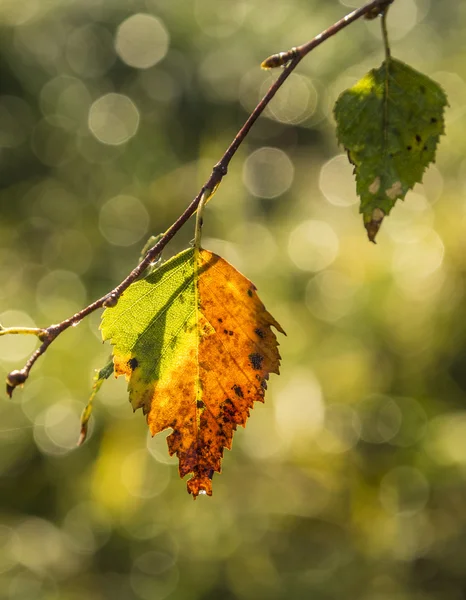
[4,0,395,396]
[261,0,394,68]
[0,327,45,338]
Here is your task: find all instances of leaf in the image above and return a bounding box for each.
[334,58,447,241]
[101,247,284,497]
[78,360,114,446]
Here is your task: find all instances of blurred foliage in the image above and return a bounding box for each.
[1,0,466,598]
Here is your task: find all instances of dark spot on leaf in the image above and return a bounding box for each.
[218,318,223,323]
[431,117,437,124]
[197,400,205,409]
[128,358,138,370]
[223,329,228,334]
[388,153,394,159]
[420,85,426,94]
[255,328,265,339]
[228,331,233,336]
[249,353,264,370]
[406,145,412,151]
[423,145,428,151]
[247,289,253,297]
[415,134,422,143]
[233,385,243,398]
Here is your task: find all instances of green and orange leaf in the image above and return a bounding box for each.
[101,247,284,497]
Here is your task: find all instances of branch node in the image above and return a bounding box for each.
[364,0,394,19]
[38,329,51,342]
[103,293,120,308]
[46,324,61,340]
[212,163,228,177]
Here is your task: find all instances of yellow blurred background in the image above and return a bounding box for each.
[1,0,466,598]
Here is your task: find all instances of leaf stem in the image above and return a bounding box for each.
[381,7,391,63]
[4,0,397,396]
[194,189,211,251]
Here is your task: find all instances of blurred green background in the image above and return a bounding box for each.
[1,0,466,598]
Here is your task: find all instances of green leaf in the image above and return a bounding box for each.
[79,359,113,446]
[334,58,448,241]
[101,248,197,408]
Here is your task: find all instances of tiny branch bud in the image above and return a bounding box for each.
[103,294,120,308]
[261,48,299,70]
[6,370,28,398]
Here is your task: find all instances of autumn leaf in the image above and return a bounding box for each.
[334,58,447,241]
[101,247,284,497]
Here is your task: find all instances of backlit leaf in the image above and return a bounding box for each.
[78,359,113,446]
[334,58,447,241]
[101,247,284,497]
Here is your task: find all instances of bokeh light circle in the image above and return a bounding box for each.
[243,147,294,199]
[359,395,402,444]
[36,270,87,321]
[288,220,339,272]
[316,404,361,454]
[319,154,359,207]
[0,310,37,363]
[121,450,171,498]
[99,195,149,247]
[115,14,169,69]
[275,373,325,443]
[88,93,140,145]
[265,74,318,125]
[379,466,430,516]
[66,24,116,78]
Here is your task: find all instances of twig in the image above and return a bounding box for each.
[0,326,46,339]
[3,0,395,396]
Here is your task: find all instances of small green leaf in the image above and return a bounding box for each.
[334,58,448,241]
[79,359,113,446]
